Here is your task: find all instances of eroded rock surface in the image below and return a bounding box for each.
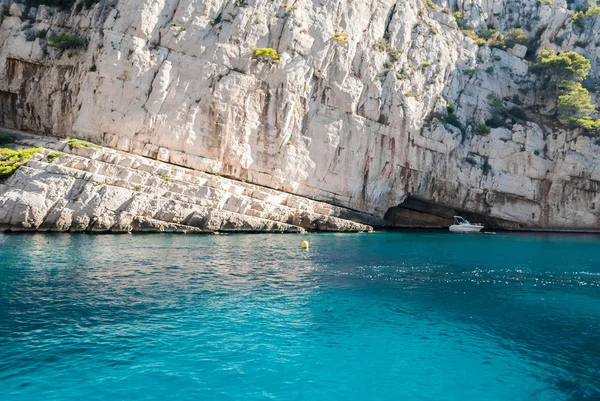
[0,134,373,233]
[0,0,599,230]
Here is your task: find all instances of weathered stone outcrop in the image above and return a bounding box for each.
[0,132,373,233]
[0,0,599,231]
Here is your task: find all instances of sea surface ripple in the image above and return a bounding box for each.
[1,232,599,400]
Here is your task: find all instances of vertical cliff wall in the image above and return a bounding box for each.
[1,0,600,229]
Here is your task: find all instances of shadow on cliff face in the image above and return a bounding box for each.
[0,2,113,135]
[0,90,17,128]
[1,58,79,134]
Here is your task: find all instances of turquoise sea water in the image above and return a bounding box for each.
[1,231,599,400]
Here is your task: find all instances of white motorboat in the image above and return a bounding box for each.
[449,216,484,233]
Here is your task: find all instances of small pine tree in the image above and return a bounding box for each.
[531,50,591,82]
[530,50,599,130]
[557,82,596,118]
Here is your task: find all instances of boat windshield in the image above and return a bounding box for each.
[453,216,469,225]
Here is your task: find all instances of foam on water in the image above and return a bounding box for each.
[0,232,599,400]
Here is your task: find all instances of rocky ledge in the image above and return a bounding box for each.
[0,132,374,234]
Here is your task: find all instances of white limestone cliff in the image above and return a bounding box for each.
[0,132,374,232]
[0,0,599,231]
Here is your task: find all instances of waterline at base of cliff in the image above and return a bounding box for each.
[1,231,599,400]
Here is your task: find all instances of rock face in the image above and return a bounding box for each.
[0,0,599,230]
[0,133,373,233]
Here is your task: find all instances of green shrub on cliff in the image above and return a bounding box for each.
[373,38,392,52]
[572,11,586,28]
[445,113,464,133]
[48,33,84,50]
[569,6,600,28]
[47,152,65,163]
[453,12,464,27]
[332,32,349,43]
[565,117,600,131]
[67,139,101,150]
[485,94,528,128]
[482,159,492,175]
[459,26,527,49]
[251,48,280,64]
[0,131,14,146]
[0,147,43,178]
[475,123,491,135]
[423,0,439,10]
[504,28,527,48]
[587,6,600,17]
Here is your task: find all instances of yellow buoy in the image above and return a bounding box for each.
[301,240,309,250]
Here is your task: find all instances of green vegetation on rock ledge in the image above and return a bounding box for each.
[460,25,527,49]
[251,48,280,64]
[0,131,15,146]
[47,152,65,163]
[444,104,465,135]
[67,139,102,150]
[332,32,349,43]
[476,123,491,136]
[48,33,84,50]
[373,38,403,60]
[0,148,43,178]
[571,6,600,29]
[531,50,599,131]
[486,93,527,129]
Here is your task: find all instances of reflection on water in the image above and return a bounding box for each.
[0,232,599,400]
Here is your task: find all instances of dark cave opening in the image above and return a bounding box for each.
[383,196,527,230]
